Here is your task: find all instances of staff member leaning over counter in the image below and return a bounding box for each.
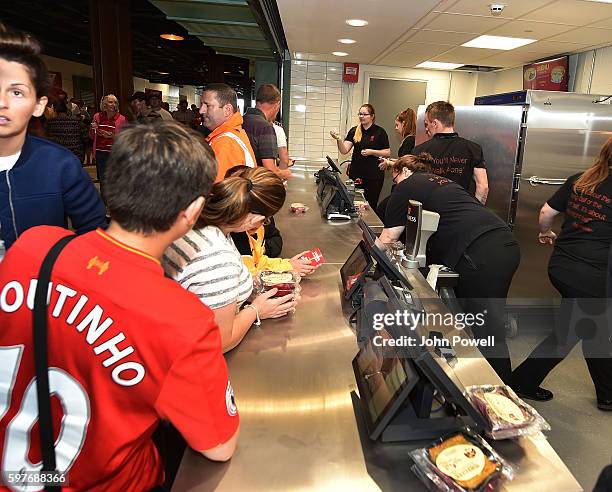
[331,103,390,210]
[512,136,612,410]
[377,154,520,383]
[164,166,298,353]
[412,101,489,204]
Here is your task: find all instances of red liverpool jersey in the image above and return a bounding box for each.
[0,226,239,491]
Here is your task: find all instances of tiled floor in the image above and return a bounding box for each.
[508,315,612,491]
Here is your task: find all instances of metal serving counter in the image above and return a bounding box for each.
[172,165,582,492]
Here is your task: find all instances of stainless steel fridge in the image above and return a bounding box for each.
[416,90,612,302]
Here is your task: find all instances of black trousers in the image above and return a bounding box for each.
[454,229,521,384]
[360,175,385,211]
[511,264,612,401]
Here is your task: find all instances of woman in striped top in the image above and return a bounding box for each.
[164,167,297,352]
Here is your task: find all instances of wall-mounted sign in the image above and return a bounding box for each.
[343,63,359,84]
[523,56,568,92]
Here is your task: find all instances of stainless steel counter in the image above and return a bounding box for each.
[172,165,582,492]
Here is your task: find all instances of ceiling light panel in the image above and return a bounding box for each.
[346,19,368,27]
[416,61,464,69]
[338,39,357,44]
[462,35,536,50]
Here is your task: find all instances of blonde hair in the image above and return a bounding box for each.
[354,104,375,143]
[100,94,118,113]
[573,136,612,195]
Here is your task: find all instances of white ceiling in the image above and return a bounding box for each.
[278,0,612,69]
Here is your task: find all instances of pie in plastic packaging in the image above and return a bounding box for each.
[409,429,514,492]
[466,385,550,439]
[257,270,300,299]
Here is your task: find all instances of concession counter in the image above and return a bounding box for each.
[171,164,582,492]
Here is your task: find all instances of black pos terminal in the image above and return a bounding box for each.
[315,156,357,220]
[343,218,485,443]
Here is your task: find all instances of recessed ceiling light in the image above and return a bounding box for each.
[416,61,465,70]
[332,51,349,57]
[346,19,368,27]
[157,71,170,75]
[338,38,356,44]
[160,33,184,41]
[584,0,612,3]
[461,35,536,50]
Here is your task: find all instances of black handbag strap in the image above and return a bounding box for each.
[33,234,77,492]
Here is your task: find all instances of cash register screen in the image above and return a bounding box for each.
[355,326,410,429]
[340,242,372,296]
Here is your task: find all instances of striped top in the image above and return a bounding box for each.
[163,226,253,310]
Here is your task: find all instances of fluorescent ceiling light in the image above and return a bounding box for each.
[332,51,349,57]
[584,0,612,2]
[462,35,536,50]
[346,19,368,27]
[338,38,356,44]
[416,61,464,70]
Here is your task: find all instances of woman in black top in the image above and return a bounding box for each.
[377,154,520,383]
[512,137,612,411]
[330,103,390,210]
[376,107,417,219]
[396,107,417,158]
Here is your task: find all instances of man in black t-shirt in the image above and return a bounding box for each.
[412,101,489,204]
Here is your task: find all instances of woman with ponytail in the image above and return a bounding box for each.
[0,25,105,254]
[378,153,520,385]
[330,103,390,209]
[164,166,298,352]
[512,136,612,410]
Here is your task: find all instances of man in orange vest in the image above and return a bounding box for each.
[200,83,256,182]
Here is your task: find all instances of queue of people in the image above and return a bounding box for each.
[0,25,320,491]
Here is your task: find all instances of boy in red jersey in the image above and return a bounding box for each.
[0,121,239,491]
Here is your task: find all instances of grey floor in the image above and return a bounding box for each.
[508,315,612,492]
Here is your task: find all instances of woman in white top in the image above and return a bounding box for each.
[164,167,297,352]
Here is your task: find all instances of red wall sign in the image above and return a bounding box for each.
[343,63,359,83]
[523,56,568,92]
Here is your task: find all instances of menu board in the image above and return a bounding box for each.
[523,56,568,92]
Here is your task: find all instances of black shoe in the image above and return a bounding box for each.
[597,399,612,411]
[513,386,554,402]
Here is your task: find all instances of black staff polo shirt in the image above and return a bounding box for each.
[548,173,612,270]
[345,124,389,179]
[384,172,507,268]
[412,132,485,192]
